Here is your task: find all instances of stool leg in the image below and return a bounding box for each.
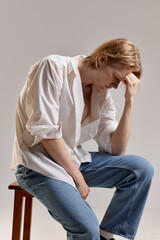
[12,190,23,240]
[23,196,33,240]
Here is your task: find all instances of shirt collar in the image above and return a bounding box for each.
[68,55,86,76]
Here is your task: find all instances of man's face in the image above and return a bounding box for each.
[93,63,133,90]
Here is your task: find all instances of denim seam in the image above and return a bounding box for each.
[120,181,138,239]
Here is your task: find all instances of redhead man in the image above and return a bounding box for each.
[12,38,154,240]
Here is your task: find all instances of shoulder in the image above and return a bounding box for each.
[27,55,71,91]
[40,55,71,69]
[29,55,71,74]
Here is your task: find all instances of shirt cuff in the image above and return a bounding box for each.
[23,121,63,147]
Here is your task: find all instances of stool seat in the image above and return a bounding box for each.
[8,181,33,240]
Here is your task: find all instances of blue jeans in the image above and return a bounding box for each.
[15,152,154,240]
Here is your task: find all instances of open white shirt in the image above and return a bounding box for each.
[11,55,118,189]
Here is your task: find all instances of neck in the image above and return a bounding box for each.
[78,57,95,87]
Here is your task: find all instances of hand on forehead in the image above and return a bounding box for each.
[114,67,133,81]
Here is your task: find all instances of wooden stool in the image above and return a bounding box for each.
[9,181,69,240]
[8,181,33,240]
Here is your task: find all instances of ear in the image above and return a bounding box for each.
[98,53,108,66]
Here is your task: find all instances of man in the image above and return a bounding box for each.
[12,38,154,240]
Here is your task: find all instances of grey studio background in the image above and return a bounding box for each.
[0,0,160,239]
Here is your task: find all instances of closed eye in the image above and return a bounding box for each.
[114,77,121,83]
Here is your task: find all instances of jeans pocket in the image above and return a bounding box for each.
[15,165,24,181]
[16,164,24,173]
[24,167,32,175]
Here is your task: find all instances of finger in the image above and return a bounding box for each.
[128,73,136,80]
[122,73,134,86]
[130,73,140,83]
[83,194,88,200]
[128,75,137,85]
[126,75,133,85]
[129,74,140,88]
[82,190,89,200]
[130,73,139,80]
[126,74,138,86]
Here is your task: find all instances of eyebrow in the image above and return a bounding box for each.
[114,72,127,82]
[117,73,127,81]
[114,72,122,78]
[114,75,121,82]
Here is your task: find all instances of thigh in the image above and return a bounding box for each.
[15,165,99,232]
[79,152,153,188]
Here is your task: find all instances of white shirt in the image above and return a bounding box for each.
[11,55,118,189]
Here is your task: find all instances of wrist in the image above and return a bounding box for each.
[73,171,84,184]
[125,98,134,107]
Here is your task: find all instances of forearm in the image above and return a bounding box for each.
[41,137,83,184]
[111,99,134,155]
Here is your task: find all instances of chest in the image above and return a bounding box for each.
[81,91,92,124]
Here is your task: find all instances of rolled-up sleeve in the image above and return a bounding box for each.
[93,91,118,154]
[24,59,63,147]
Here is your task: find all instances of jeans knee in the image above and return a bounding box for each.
[144,160,154,180]
[87,225,100,239]
[82,219,100,239]
[134,156,154,181]
[68,215,100,240]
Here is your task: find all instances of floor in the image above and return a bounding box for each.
[1,200,159,240]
